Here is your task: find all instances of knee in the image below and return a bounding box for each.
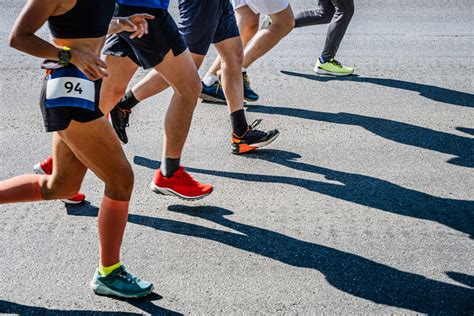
[240,20,259,39]
[221,47,244,70]
[335,6,354,23]
[105,162,134,200]
[271,14,295,36]
[175,74,201,101]
[41,175,81,200]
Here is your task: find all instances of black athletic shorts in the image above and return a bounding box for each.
[178,0,240,55]
[40,62,103,132]
[103,5,188,69]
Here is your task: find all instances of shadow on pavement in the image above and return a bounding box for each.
[0,300,139,315]
[133,155,474,239]
[280,70,474,108]
[67,202,474,314]
[245,104,474,168]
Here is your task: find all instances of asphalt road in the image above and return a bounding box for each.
[1,0,473,314]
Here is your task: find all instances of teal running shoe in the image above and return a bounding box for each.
[90,265,153,299]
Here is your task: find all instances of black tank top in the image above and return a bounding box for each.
[48,0,116,39]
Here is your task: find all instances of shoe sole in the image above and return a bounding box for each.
[313,67,354,76]
[199,93,227,104]
[149,182,213,201]
[233,131,280,155]
[91,280,154,299]
[34,163,85,205]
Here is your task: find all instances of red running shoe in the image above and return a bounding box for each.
[33,156,86,205]
[150,167,213,200]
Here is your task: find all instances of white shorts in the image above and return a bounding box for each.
[230,0,289,15]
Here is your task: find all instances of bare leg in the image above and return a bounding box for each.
[58,117,134,266]
[241,5,295,69]
[99,55,139,114]
[151,50,202,159]
[207,6,259,76]
[215,36,245,114]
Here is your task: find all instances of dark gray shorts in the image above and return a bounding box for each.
[178,0,240,55]
[103,4,187,69]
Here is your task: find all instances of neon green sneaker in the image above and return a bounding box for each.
[90,265,153,298]
[314,58,354,76]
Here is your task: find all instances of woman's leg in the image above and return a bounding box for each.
[294,0,335,28]
[0,133,87,203]
[58,116,134,266]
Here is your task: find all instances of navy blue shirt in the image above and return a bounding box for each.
[117,0,170,9]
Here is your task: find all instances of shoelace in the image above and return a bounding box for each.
[178,170,201,186]
[329,59,343,68]
[119,271,139,283]
[243,73,251,87]
[249,119,262,130]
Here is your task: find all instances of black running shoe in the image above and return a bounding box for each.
[110,106,132,144]
[231,119,279,154]
[242,72,259,102]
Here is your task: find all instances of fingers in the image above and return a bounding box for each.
[134,13,154,20]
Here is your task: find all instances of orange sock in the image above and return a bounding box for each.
[0,174,43,204]
[98,196,129,267]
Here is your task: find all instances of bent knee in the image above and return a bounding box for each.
[105,164,134,200]
[41,175,81,200]
[271,14,295,35]
[175,75,202,100]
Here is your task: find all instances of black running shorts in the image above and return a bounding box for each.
[103,5,188,69]
[178,0,240,55]
[39,62,103,132]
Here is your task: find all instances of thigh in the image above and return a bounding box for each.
[57,117,131,191]
[268,3,294,22]
[154,49,201,91]
[51,132,87,188]
[214,36,244,63]
[99,55,138,113]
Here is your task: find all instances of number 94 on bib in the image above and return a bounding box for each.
[45,67,96,111]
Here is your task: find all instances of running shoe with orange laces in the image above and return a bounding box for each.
[150,166,213,200]
[231,119,280,154]
[33,156,86,204]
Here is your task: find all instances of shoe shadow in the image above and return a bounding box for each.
[280,70,474,108]
[67,202,474,314]
[245,104,474,168]
[133,155,474,238]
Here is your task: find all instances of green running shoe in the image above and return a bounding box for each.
[90,265,153,299]
[314,58,354,76]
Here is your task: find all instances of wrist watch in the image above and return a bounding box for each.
[58,46,71,66]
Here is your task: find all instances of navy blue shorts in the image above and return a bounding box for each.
[178,0,240,55]
[103,5,187,69]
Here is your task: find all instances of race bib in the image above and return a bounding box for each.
[45,67,95,111]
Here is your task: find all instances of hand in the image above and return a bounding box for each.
[118,14,155,39]
[69,49,108,81]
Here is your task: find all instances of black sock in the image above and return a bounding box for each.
[230,109,249,136]
[161,157,180,178]
[118,90,139,111]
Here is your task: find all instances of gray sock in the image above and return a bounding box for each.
[161,157,180,178]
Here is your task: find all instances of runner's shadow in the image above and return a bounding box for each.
[133,155,474,238]
[65,200,474,313]
[281,70,474,108]
[246,105,474,168]
[133,205,473,314]
[0,300,139,315]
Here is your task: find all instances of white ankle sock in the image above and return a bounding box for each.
[202,73,218,87]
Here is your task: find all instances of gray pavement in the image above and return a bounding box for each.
[0,0,473,314]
